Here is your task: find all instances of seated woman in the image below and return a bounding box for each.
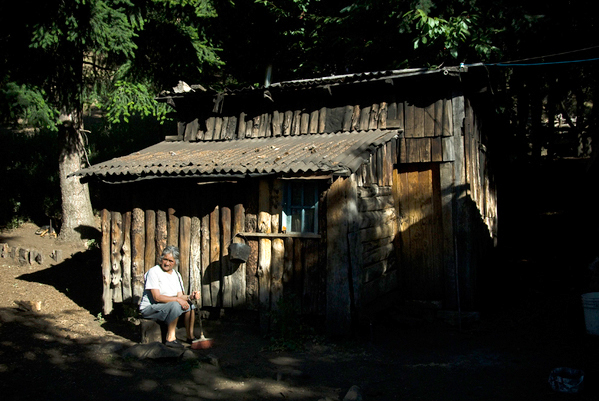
[139,245,200,348]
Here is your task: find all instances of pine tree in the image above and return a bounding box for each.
[0,0,220,240]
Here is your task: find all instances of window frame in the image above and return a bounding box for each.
[281,180,320,234]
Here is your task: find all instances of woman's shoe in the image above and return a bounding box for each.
[165,340,184,349]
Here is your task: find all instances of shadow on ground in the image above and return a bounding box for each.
[17,247,104,315]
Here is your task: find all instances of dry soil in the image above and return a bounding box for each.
[1,222,598,401]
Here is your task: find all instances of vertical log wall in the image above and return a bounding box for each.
[100,183,325,317]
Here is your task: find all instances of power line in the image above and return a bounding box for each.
[463,45,599,68]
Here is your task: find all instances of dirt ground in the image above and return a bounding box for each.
[1,222,599,401]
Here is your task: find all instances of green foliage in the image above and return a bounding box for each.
[5,215,26,230]
[86,238,100,250]
[102,81,169,123]
[0,83,60,131]
[95,312,106,324]
[1,0,221,128]
[406,7,500,63]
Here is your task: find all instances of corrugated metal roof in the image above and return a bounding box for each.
[75,129,401,182]
[157,68,455,98]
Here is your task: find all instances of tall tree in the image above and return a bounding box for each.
[0,0,221,240]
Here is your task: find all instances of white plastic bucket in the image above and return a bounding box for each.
[581,292,599,335]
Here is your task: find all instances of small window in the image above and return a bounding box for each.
[282,181,319,234]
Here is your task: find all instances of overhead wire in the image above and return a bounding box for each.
[460,45,599,68]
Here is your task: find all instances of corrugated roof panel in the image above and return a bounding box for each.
[74,129,401,181]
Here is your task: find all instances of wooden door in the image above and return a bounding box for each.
[393,163,444,301]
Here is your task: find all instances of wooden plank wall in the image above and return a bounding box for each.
[179,97,454,145]
[343,137,401,315]
[100,186,325,317]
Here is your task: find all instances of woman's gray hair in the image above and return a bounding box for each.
[161,245,180,268]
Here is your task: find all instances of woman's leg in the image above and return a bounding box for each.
[184,309,195,340]
[165,316,179,342]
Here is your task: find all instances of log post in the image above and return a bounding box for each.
[326,176,353,336]
[179,215,191,293]
[231,204,246,308]
[144,210,155,273]
[156,210,167,263]
[201,213,211,306]
[190,216,202,306]
[131,208,145,303]
[111,211,124,304]
[258,179,271,332]
[101,209,112,315]
[283,237,294,284]
[271,238,284,310]
[167,208,179,249]
[245,212,259,309]
[221,206,232,308]
[210,206,221,307]
[121,211,132,303]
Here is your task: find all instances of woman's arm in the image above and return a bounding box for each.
[150,289,189,308]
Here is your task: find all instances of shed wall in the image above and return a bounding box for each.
[97,80,497,322]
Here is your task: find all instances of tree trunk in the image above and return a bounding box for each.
[58,112,96,242]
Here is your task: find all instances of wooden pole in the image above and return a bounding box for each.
[245,212,259,309]
[179,215,191,293]
[326,177,353,335]
[271,238,284,310]
[144,210,155,272]
[221,206,232,308]
[167,208,179,250]
[210,206,221,307]
[111,211,124,304]
[131,208,145,303]
[201,213,211,307]
[231,204,246,308]
[156,210,167,264]
[190,216,202,307]
[121,211,132,303]
[101,209,112,315]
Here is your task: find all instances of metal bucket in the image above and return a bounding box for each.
[229,235,250,263]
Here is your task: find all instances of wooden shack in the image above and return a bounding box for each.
[74,67,497,335]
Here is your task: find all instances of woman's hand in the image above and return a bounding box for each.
[177,297,190,309]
